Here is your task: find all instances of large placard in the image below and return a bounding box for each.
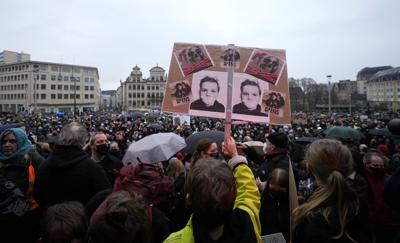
[162,43,291,124]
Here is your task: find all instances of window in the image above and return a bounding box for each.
[64,94,68,99]
[58,85,62,90]
[64,85,69,90]
[76,94,80,99]
[41,74,46,80]
[85,94,89,99]
[40,94,46,99]
[133,93,136,98]
[129,93,132,98]
[70,94,74,99]
[76,86,80,90]
[90,78,94,83]
[64,76,69,81]
[41,84,46,90]
[85,77,89,82]
[57,94,62,99]
[85,86,89,91]
[90,86,94,91]
[51,75,56,81]
[90,94,94,99]
[129,85,132,90]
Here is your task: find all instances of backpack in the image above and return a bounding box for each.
[0,159,38,218]
[114,162,175,209]
[0,178,31,216]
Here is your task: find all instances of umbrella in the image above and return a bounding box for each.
[122,132,186,165]
[324,126,365,142]
[241,141,264,155]
[131,112,144,119]
[148,123,164,130]
[183,130,225,155]
[295,137,319,144]
[368,128,391,137]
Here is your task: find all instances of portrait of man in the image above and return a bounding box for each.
[189,76,225,112]
[233,79,267,116]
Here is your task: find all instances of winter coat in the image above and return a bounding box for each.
[34,145,111,210]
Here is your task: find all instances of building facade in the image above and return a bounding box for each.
[356,66,393,96]
[116,65,166,110]
[100,90,117,110]
[0,58,101,113]
[0,50,30,65]
[366,67,400,111]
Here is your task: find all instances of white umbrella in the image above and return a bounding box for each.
[122,132,186,166]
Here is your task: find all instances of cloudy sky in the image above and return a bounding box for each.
[1,0,399,90]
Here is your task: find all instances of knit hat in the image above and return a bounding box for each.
[267,132,288,149]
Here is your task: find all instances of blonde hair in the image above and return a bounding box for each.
[292,139,359,242]
[166,158,185,179]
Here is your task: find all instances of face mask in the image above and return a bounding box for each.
[269,190,288,201]
[368,168,385,178]
[96,144,109,156]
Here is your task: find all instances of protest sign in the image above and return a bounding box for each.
[162,43,291,125]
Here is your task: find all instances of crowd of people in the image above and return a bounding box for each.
[0,110,400,242]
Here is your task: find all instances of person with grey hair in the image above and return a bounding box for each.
[89,132,123,185]
[34,122,111,210]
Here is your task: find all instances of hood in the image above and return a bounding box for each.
[47,145,90,169]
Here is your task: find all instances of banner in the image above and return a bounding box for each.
[162,43,291,125]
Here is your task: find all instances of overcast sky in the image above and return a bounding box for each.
[1,0,399,90]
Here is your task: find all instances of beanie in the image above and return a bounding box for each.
[267,132,288,149]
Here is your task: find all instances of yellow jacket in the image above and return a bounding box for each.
[164,156,261,243]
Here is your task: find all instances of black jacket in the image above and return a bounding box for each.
[383,166,400,211]
[260,190,289,242]
[34,145,111,210]
[242,146,289,181]
[189,99,225,112]
[97,153,123,185]
[293,210,372,243]
[232,103,268,116]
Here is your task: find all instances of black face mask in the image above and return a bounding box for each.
[369,168,385,178]
[96,144,109,156]
[194,209,233,229]
[269,190,288,202]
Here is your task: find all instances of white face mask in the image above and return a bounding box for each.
[263,142,268,154]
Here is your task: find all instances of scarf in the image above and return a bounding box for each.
[0,128,32,161]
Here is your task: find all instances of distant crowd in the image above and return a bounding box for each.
[0,110,399,242]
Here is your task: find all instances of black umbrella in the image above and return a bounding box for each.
[183,130,225,155]
[131,112,144,119]
[295,137,319,144]
[148,123,164,130]
[368,128,391,137]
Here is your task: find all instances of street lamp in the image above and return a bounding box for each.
[327,75,332,114]
[71,66,77,116]
[32,64,40,114]
[349,81,352,115]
